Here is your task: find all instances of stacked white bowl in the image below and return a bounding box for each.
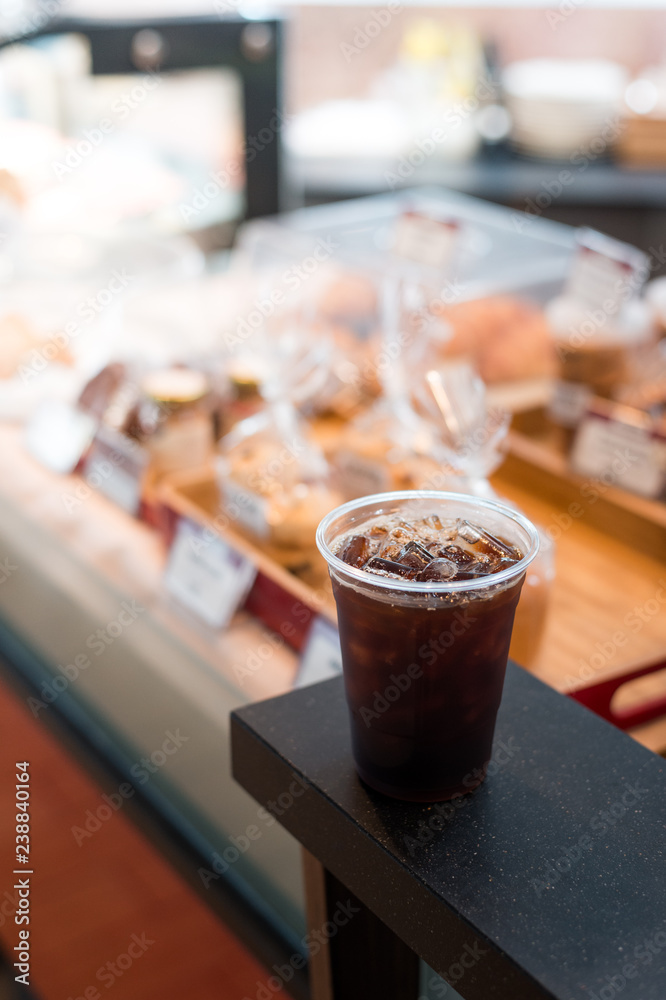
[502,59,628,159]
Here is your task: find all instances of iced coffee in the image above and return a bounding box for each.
[317,491,539,802]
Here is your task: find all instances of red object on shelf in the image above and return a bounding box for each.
[568,657,666,731]
[242,571,318,654]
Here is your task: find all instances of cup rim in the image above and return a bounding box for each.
[316,490,540,593]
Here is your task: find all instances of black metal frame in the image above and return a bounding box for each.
[3,14,283,221]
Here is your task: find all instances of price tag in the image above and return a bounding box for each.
[221,477,270,540]
[335,450,391,499]
[392,211,459,271]
[164,517,257,629]
[24,399,97,474]
[84,425,148,516]
[295,615,342,689]
[565,228,649,314]
[548,380,593,429]
[570,408,666,499]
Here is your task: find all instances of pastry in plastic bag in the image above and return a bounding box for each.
[216,402,342,587]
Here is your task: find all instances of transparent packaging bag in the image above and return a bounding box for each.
[410,356,555,670]
[216,399,342,588]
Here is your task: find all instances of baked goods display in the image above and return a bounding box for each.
[431,294,557,384]
[331,397,446,498]
[15,190,663,677]
[216,402,342,587]
[77,362,216,481]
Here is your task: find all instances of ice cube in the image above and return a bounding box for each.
[457,520,519,560]
[423,516,458,540]
[436,544,475,566]
[456,519,482,543]
[397,540,433,571]
[415,558,457,582]
[454,555,496,580]
[378,526,415,560]
[364,556,416,580]
[337,534,371,568]
[366,520,391,540]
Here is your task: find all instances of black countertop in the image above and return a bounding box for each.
[232,665,666,1000]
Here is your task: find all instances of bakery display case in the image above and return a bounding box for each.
[0,182,665,997]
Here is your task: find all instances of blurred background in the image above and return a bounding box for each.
[1,2,666,1000]
[2,0,666,251]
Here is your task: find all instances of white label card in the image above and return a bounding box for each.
[222,477,270,540]
[565,229,649,313]
[548,380,593,429]
[570,411,666,499]
[164,517,257,629]
[336,450,391,500]
[25,400,97,474]
[84,426,148,516]
[295,615,342,689]
[392,212,460,271]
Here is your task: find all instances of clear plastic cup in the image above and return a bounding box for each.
[316,490,539,801]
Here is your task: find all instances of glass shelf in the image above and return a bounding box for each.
[0,425,307,950]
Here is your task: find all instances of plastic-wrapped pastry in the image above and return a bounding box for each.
[216,401,342,586]
[411,358,553,670]
[546,295,655,402]
[332,397,446,499]
[431,295,556,383]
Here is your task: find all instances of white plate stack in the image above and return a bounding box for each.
[502,59,628,159]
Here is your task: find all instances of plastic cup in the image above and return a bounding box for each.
[316,491,540,802]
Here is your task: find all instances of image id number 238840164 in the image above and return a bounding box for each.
[13,761,32,985]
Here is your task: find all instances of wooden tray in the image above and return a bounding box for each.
[505,424,666,559]
[494,428,666,752]
[157,466,336,656]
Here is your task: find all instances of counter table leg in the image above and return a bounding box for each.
[302,849,420,1000]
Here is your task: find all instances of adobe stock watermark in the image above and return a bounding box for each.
[340,2,402,63]
[360,609,477,728]
[531,779,650,897]
[563,580,666,692]
[18,270,134,385]
[385,76,497,190]
[53,72,161,180]
[212,0,241,13]
[543,444,642,544]
[0,888,18,930]
[419,939,488,998]
[223,236,339,349]
[0,0,60,44]
[0,557,17,585]
[553,256,653,362]
[198,773,309,887]
[234,616,300,688]
[180,109,291,224]
[555,242,666,356]
[71,729,190,845]
[511,116,624,233]
[546,0,585,30]
[60,444,139,513]
[403,738,521,857]
[27,599,145,717]
[585,921,666,1000]
[243,899,361,1000]
[338,277,467,394]
[65,932,155,999]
